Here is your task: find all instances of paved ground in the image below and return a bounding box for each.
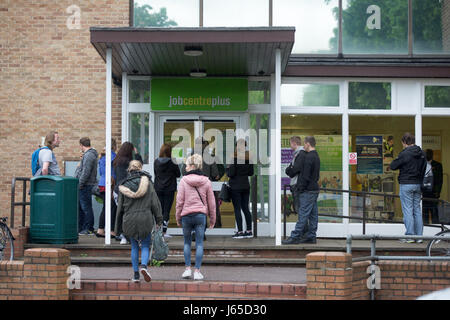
[80,265,307,283]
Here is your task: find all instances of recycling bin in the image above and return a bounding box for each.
[30,176,79,244]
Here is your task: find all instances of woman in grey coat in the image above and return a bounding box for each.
[115,161,163,282]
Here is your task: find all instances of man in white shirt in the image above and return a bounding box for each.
[35,131,61,176]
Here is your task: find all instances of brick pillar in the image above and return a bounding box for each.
[23,249,70,300]
[306,252,353,300]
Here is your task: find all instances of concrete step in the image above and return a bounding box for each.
[70,280,307,300]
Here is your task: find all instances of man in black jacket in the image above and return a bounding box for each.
[389,133,427,242]
[285,136,307,214]
[283,136,320,245]
[422,149,443,224]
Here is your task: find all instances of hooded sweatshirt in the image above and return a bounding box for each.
[175,170,216,225]
[390,145,427,185]
[153,157,181,192]
[115,171,163,239]
[75,148,98,188]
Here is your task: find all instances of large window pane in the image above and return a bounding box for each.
[282,115,343,224]
[281,84,339,107]
[129,113,149,164]
[342,0,408,54]
[273,0,338,54]
[413,0,450,54]
[204,0,269,27]
[134,0,198,27]
[129,80,150,103]
[349,116,415,223]
[349,82,391,110]
[425,86,450,108]
[249,81,270,104]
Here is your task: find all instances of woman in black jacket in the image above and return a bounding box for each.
[226,139,254,239]
[154,143,181,236]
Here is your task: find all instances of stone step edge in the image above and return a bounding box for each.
[70,290,304,300]
[76,280,307,297]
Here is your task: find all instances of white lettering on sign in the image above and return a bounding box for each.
[168,96,231,108]
[66,5,81,30]
[366,5,381,30]
[366,265,381,290]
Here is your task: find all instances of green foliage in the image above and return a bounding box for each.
[134,3,178,27]
[349,82,391,109]
[151,259,163,267]
[302,85,340,107]
[425,86,450,108]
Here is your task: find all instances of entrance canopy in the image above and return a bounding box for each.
[90,27,295,79]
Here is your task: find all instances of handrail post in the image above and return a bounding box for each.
[370,237,377,301]
[251,175,258,238]
[22,179,27,227]
[346,234,352,254]
[362,193,367,235]
[283,185,287,240]
[10,178,16,229]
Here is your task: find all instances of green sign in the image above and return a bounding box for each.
[151,78,248,111]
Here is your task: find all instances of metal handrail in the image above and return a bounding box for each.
[346,234,450,300]
[283,185,447,239]
[10,177,31,229]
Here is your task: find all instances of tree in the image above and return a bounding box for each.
[134,3,178,27]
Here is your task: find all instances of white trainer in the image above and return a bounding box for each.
[182,268,192,279]
[120,237,128,245]
[194,271,204,281]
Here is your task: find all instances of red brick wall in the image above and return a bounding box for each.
[0,0,129,227]
[307,252,450,300]
[0,248,70,300]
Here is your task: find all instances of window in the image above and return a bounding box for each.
[249,81,270,105]
[129,79,150,104]
[413,0,450,54]
[273,0,338,54]
[425,86,450,108]
[281,84,339,107]
[133,0,198,27]
[349,82,391,110]
[129,113,149,164]
[203,0,269,27]
[342,0,408,54]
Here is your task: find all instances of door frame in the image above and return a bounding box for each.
[152,112,253,236]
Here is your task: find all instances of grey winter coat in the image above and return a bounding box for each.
[75,148,98,189]
[115,171,163,240]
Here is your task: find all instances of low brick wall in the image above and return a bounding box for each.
[3,227,29,260]
[0,248,70,300]
[306,252,450,300]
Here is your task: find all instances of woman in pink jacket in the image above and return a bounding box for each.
[176,154,216,280]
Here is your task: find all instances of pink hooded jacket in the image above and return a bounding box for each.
[176,172,216,226]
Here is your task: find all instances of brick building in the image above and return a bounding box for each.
[1,1,450,242]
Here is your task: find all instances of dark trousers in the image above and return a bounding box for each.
[422,193,440,224]
[98,191,117,231]
[79,186,95,232]
[231,189,252,232]
[156,190,175,232]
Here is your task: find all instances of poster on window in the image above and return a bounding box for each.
[356,135,383,175]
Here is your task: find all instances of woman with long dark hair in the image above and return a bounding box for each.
[154,143,181,237]
[113,141,143,244]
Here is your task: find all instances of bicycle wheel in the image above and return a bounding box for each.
[0,224,14,261]
[426,229,450,257]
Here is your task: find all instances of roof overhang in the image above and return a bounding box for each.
[90,27,295,79]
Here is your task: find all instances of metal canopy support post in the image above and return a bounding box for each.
[105,47,112,245]
[273,49,282,246]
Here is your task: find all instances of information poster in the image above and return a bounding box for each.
[356,135,383,175]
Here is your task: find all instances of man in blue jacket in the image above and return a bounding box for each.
[389,133,427,243]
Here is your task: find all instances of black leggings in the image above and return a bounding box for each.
[231,190,252,232]
[98,191,117,231]
[156,190,175,232]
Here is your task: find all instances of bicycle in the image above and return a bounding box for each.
[0,217,15,261]
[426,201,450,257]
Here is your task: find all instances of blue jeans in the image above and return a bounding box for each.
[182,213,206,269]
[290,191,319,240]
[79,186,95,232]
[399,184,423,236]
[130,233,151,272]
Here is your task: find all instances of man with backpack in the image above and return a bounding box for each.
[32,131,61,176]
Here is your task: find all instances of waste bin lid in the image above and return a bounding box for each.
[31,175,78,182]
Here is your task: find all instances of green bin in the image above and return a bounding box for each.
[30,176,79,244]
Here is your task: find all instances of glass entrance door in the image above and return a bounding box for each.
[160,116,240,233]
